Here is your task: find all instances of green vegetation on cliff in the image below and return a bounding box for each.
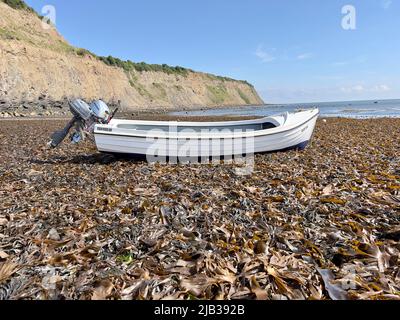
[1,0,33,11]
[0,27,20,40]
[98,55,191,76]
[207,85,228,104]
[237,88,251,104]
[1,0,46,20]
[206,73,251,86]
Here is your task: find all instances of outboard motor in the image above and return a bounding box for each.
[49,99,113,148]
[90,100,111,124]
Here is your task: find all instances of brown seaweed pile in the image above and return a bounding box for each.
[0,118,399,300]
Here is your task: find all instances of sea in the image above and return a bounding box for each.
[171,99,400,118]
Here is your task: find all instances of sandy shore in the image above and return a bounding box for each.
[0,118,399,300]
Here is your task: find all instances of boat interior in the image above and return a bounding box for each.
[99,110,322,134]
[115,120,280,133]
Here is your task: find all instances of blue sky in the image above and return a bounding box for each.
[26,0,399,103]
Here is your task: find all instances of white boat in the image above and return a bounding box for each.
[94,108,319,160]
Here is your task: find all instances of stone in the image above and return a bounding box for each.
[47,228,61,241]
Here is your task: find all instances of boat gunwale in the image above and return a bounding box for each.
[109,117,274,127]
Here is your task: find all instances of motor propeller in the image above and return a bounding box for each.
[49,116,79,148]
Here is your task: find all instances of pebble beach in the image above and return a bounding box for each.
[0,117,399,300]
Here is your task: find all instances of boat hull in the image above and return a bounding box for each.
[94,109,319,160]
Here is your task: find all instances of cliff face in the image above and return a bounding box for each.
[0,2,264,116]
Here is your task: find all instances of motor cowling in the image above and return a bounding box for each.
[69,99,93,121]
[90,100,110,123]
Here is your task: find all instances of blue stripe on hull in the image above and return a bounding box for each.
[291,140,309,151]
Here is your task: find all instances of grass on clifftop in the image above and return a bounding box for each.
[1,0,47,20]
[98,55,191,76]
[1,0,32,10]
[206,73,252,86]
[95,55,253,85]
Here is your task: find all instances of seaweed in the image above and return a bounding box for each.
[0,117,399,300]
